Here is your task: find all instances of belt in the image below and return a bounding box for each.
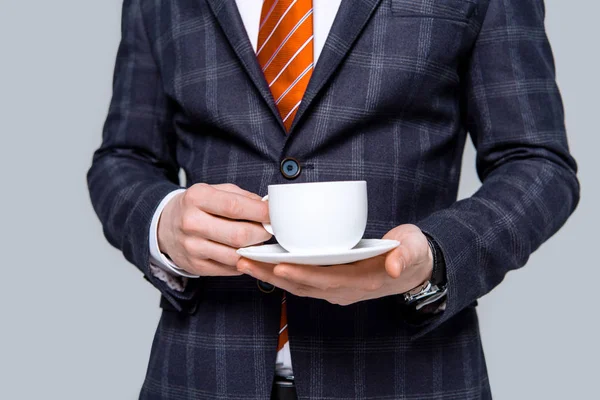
[271,377,297,400]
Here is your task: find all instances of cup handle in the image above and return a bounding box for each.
[261,195,274,235]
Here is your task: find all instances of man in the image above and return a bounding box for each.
[88,0,579,398]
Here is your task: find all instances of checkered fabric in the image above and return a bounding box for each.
[88,0,579,398]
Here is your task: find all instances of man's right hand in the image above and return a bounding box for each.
[157,183,272,277]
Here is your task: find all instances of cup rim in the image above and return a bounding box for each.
[268,180,366,189]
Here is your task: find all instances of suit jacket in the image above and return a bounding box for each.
[87,0,580,398]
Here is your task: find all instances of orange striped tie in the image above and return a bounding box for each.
[277,293,289,352]
[257,0,314,357]
[257,0,314,131]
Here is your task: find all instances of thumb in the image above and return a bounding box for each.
[384,246,408,279]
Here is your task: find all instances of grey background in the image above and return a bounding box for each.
[0,0,597,398]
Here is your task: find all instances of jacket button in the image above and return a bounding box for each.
[257,280,275,293]
[280,158,301,179]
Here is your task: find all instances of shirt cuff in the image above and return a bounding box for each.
[149,188,201,279]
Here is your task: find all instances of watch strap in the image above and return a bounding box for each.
[424,233,447,287]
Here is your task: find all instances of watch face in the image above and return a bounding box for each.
[404,282,447,306]
[415,287,448,311]
[409,281,431,296]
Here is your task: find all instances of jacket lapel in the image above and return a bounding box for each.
[206,0,286,132]
[206,0,383,134]
[289,0,383,133]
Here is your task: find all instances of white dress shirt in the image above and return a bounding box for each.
[149,0,342,378]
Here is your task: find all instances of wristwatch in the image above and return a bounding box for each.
[402,233,448,311]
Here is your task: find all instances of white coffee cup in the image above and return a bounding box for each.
[262,181,368,253]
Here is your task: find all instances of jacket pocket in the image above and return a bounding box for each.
[390,0,477,24]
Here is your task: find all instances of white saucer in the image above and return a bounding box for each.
[237,239,400,265]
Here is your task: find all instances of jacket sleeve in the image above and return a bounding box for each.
[414,0,580,337]
[87,0,199,311]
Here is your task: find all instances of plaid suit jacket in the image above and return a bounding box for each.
[88,0,580,398]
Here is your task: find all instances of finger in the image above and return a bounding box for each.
[384,242,419,279]
[237,259,324,299]
[384,247,405,279]
[184,211,272,248]
[188,184,270,222]
[272,258,385,292]
[213,183,263,201]
[384,232,428,279]
[184,237,242,267]
[188,258,243,277]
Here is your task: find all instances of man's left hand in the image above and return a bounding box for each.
[237,224,433,305]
